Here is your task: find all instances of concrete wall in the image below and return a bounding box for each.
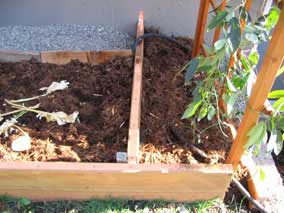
[0,0,266,42]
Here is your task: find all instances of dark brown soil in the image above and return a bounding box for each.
[0,57,133,162]
[0,37,232,164]
[140,37,232,164]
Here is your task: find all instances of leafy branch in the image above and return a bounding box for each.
[181,4,281,143]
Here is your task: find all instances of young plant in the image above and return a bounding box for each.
[181,4,281,142]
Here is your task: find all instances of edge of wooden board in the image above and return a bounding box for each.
[127,11,144,164]
[0,50,40,62]
[0,162,233,202]
[40,49,132,64]
[0,49,132,64]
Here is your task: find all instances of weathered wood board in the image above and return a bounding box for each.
[127,11,144,164]
[41,50,132,64]
[0,50,40,62]
[0,49,132,65]
[0,162,233,202]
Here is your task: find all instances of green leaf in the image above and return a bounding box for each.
[185,58,199,82]
[197,65,212,72]
[268,90,284,99]
[207,106,216,121]
[248,50,259,66]
[245,122,267,149]
[18,198,31,207]
[226,76,237,92]
[265,6,281,31]
[214,39,227,51]
[272,97,284,112]
[240,55,251,73]
[227,94,238,115]
[228,17,241,53]
[197,106,208,122]
[181,100,202,119]
[207,11,228,31]
[274,130,283,155]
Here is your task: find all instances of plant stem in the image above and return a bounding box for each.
[199,123,219,135]
[0,109,22,117]
[173,61,191,82]
[5,100,47,115]
[13,124,26,135]
[212,88,228,138]
[9,95,43,103]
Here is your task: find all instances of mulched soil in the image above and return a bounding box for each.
[0,37,232,164]
[0,57,133,162]
[140,37,232,164]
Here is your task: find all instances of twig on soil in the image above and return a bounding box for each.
[5,100,79,126]
[0,104,39,118]
[149,112,160,119]
[9,80,70,104]
[232,178,268,213]
[170,126,209,161]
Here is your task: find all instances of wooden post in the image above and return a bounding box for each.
[226,8,284,170]
[127,11,144,164]
[192,0,210,58]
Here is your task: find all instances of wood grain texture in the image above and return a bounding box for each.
[192,0,210,58]
[0,50,40,62]
[127,11,144,164]
[41,50,132,65]
[0,162,233,202]
[226,8,284,170]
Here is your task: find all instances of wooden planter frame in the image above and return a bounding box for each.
[0,2,282,203]
[0,11,233,202]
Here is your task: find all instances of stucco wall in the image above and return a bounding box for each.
[0,0,267,42]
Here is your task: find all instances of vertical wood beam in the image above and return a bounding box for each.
[127,11,144,164]
[226,8,284,170]
[192,0,210,58]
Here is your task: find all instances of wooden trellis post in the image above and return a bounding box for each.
[192,0,210,58]
[226,8,284,170]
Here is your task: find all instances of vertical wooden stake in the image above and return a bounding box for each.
[192,0,210,58]
[127,11,144,164]
[226,8,284,170]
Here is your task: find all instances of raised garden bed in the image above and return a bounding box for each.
[0,12,233,202]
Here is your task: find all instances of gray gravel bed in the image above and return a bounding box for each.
[0,24,133,51]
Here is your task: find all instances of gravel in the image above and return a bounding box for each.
[0,24,133,51]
